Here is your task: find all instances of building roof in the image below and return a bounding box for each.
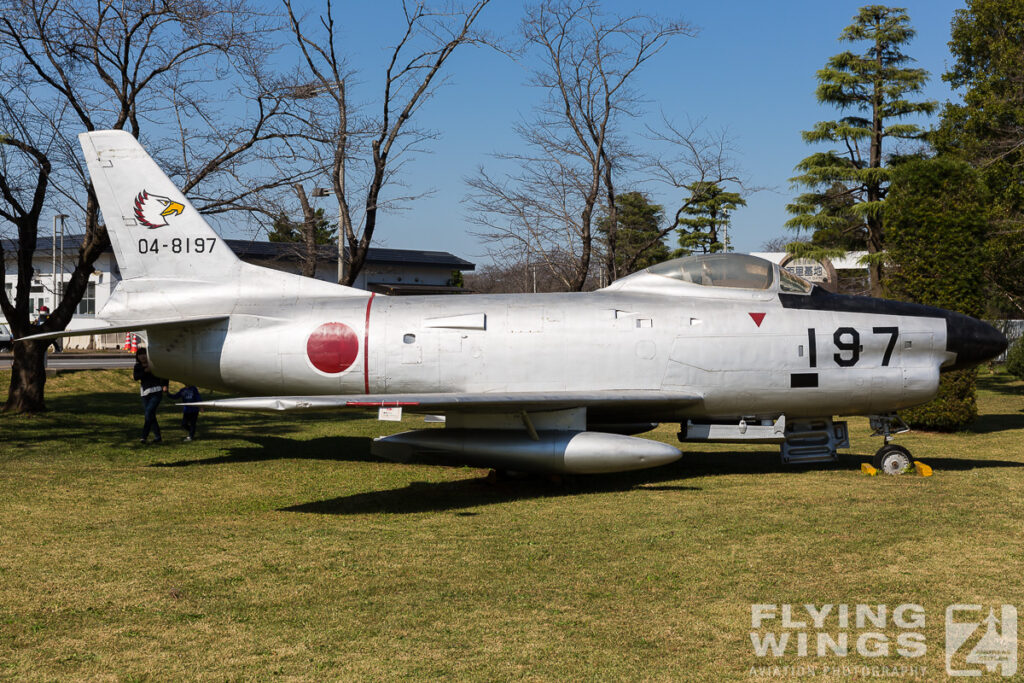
[367,282,473,295]
[3,235,475,271]
[226,239,475,270]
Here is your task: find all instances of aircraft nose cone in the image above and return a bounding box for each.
[944,313,1008,372]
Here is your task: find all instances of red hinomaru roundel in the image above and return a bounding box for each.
[306,322,360,374]
[134,190,185,229]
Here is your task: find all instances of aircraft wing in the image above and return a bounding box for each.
[195,390,702,414]
[16,315,229,342]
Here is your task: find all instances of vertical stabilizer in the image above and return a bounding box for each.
[79,130,241,281]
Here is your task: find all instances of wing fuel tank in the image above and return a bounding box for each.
[371,429,682,474]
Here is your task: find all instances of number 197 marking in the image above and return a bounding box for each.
[807,326,900,368]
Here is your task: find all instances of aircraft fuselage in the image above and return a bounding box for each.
[145,277,989,424]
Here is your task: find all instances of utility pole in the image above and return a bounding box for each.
[52,214,69,308]
[312,187,344,285]
[58,214,67,306]
[51,214,56,310]
[338,202,345,285]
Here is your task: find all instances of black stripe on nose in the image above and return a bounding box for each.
[944,313,1008,372]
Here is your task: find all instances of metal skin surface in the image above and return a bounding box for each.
[22,130,1009,474]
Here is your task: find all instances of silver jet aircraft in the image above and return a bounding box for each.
[26,131,1008,475]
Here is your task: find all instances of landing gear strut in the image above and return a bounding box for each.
[869,414,912,475]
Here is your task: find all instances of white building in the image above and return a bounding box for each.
[3,236,474,349]
[749,251,869,270]
[750,251,870,295]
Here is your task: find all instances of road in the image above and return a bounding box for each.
[0,354,135,370]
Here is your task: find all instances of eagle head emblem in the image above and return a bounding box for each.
[133,190,185,229]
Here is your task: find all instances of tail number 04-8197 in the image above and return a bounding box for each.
[138,237,217,254]
[806,327,899,368]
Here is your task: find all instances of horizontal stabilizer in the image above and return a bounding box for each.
[195,390,703,414]
[16,315,229,342]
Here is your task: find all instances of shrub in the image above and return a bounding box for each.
[887,157,988,431]
[901,369,979,432]
[1007,338,1024,380]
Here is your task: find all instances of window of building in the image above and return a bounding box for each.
[30,285,45,311]
[77,282,96,315]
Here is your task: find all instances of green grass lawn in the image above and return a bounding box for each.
[1,369,1023,680]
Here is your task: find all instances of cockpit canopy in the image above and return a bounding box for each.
[642,253,813,294]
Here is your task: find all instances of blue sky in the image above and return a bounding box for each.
[266,0,967,264]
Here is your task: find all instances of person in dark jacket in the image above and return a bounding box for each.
[170,384,202,441]
[34,306,61,353]
[133,347,168,443]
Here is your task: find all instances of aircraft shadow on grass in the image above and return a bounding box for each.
[149,435,378,467]
[978,374,1024,398]
[970,412,1024,434]
[278,446,1024,516]
[142,432,1024,514]
[281,459,706,516]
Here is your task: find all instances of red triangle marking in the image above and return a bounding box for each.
[749,312,766,327]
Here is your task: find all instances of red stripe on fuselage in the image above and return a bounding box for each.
[363,293,376,394]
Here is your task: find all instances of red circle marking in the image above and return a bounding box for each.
[306,322,359,374]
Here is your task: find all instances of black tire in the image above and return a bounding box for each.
[873,444,913,475]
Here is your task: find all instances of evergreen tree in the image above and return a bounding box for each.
[786,5,936,295]
[886,157,988,431]
[802,181,865,251]
[934,0,1024,316]
[597,192,670,276]
[268,207,338,279]
[673,182,745,256]
[268,208,336,245]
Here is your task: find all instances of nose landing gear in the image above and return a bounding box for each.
[869,414,912,475]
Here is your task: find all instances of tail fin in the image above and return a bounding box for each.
[79,130,241,281]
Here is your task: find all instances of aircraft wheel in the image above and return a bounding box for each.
[873,444,912,475]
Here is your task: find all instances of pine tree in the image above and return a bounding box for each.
[596,192,670,276]
[673,182,745,256]
[786,5,936,295]
[268,207,338,279]
[268,209,336,246]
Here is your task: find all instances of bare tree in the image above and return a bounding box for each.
[291,183,322,279]
[632,116,748,270]
[262,182,337,279]
[464,249,594,294]
[467,0,694,291]
[283,0,492,286]
[761,235,809,252]
[0,0,305,413]
[0,120,54,412]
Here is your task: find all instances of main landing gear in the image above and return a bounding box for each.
[869,414,912,475]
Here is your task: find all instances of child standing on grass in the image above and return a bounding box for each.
[170,384,202,442]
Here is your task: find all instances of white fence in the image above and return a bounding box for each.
[992,320,1024,362]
